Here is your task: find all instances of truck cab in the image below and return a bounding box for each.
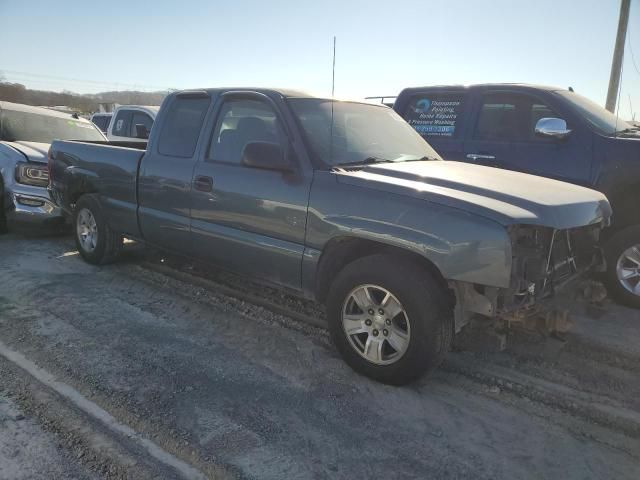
[395,84,640,308]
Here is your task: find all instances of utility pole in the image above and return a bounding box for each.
[605,0,631,113]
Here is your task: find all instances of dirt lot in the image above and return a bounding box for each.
[0,233,639,479]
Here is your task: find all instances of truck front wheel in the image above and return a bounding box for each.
[604,225,640,309]
[326,254,452,385]
[73,195,122,265]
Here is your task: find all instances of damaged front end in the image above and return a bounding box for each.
[450,223,606,337]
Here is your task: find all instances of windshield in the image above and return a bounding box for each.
[554,90,633,135]
[0,109,105,143]
[288,99,441,167]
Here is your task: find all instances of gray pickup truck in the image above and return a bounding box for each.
[49,88,611,385]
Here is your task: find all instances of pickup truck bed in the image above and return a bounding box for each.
[50,141,146,238]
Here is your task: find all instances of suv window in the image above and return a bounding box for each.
[111,110,131,137]
[404,92,465,138]
[475,94,519,141]
[158,97,210,158]
[208,99,284,164]
[129,112,153,137]
[475,92,565,142]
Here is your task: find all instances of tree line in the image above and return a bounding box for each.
[0,82,169,113]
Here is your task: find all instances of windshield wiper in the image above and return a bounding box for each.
[616,127,640,135]
[336,156,392,167]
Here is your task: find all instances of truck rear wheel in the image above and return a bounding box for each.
[73,195,122,265]
[604,225,640,309]
[326,254,452,385]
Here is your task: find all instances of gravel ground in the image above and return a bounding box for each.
[0,391,98,480]
[0,233,639,479]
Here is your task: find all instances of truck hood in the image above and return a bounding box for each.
[335,161,611,229]
[4,141,49,164]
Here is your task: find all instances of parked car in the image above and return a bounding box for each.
[107,105,159,142]
[49,88,611,384]
[394,84,640,308]
[90,112,113,134]
[0,101,106,232]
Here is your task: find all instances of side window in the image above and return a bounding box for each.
[404,92,465,138]
[208,99,284,164]
[129,112,154,137]
[475,94,520,141]
[111,110,131,137]
[476,93,566,142]
[158,97,210,158]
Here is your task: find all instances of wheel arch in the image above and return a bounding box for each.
[314,236,452,306]
[605,181,640,235]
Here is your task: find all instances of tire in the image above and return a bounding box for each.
[603,225,640,309]
[326,253,452,385]
[73,195,122,265]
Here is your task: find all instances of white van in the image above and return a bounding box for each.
[107,105,159,142]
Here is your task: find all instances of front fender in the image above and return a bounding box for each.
[306,172,513,289]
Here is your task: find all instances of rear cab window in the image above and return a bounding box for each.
[157,96,211,158]
[129,112,154,137]
[403,92,466,139]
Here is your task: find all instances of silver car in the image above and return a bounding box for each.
[0,101,105,231]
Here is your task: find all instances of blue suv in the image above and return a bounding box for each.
[395,84,640,308]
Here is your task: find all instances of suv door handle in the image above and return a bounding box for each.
[193,175,213,192]
[466,153,496,161]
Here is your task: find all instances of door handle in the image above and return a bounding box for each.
[466,153,496,161]
[193,175,213,192]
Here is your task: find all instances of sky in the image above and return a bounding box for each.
[1,0,639,119]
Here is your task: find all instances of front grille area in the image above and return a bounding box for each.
[507,224,602,308]
[548,224,600,283]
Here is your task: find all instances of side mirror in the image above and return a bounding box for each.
[241,141,292,171]
[135,124,149,139]
[535,117,571,140]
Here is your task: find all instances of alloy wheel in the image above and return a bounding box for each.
[341,284,411,365]
[77,208,98,253]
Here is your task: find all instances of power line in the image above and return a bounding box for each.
[0,69,172,91]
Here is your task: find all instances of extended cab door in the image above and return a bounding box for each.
[464,88,592,184]
[137,92,212,251]
[396,89,469,161]
[189,92,311,290]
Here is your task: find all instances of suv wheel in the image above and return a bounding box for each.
[73,195,122,265]
[603,225,640,309]
[326,254,452,385]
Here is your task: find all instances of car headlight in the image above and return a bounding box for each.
[15,163,49,187]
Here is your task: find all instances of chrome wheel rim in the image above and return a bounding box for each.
[77,208,98,253]
[616,244,640,296]
[342,284,410,365]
